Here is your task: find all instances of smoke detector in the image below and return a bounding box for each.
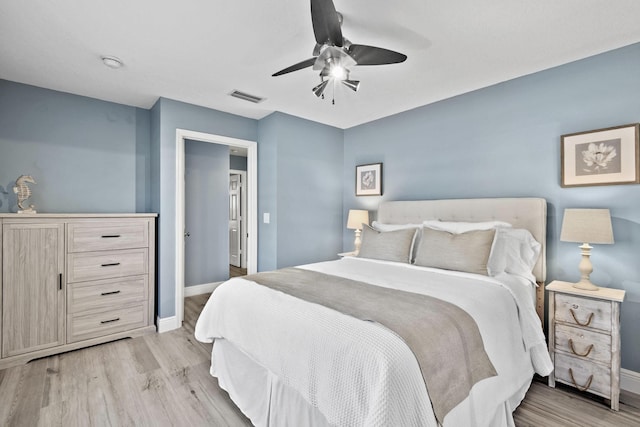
[102,56,124,69]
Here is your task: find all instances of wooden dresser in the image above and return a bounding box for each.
[0,214,156,369]
[546,280,625,410]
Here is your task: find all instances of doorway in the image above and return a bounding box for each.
[175,129,257,325]
[229,169,247,274]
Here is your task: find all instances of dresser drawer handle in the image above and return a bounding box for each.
[100,318,120,324]
[568,339,594,357]
[569,309,594,327]
[101,234,121,238]
[101,262,121,267]
[101,290,121,296]
[569,368,593,392]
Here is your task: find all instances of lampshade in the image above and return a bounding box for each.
[347,209,369,230]
[560,209,614,244]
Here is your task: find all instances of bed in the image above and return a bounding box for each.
[195,198,553,427]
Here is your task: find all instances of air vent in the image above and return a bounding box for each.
[229,90,265,104]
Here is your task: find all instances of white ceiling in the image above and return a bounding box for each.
[2,0,640,129]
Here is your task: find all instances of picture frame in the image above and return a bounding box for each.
[356,163,383,196]
[561,123,640,188]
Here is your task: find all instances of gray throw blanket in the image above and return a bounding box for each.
[244,267,497,424]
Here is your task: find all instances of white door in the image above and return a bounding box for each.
[229,174,242,268]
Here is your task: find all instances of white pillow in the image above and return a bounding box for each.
[372,221,423,262]
[487,228,541,283]
[423,220,512,234]
[372,221,422,232]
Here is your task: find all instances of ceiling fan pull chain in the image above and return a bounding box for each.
[332,81,335,105]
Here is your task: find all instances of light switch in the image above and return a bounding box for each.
[263,213,270,224]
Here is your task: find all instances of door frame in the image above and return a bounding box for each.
[175,129,257,324]
[229,169,247,269]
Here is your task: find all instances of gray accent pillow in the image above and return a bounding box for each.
[357,224,417,264]
[414,228,496,276]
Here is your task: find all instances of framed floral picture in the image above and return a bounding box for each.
[356,163,383,196]
[561,123,640,187]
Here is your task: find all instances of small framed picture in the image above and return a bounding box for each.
[356,163,383,196]
[561,123,640,187]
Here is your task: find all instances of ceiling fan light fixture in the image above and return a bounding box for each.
[342,79,360,92]
[272,0,406,103]
[312,80,329,97]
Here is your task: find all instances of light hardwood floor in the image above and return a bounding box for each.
[0,293,638,426]
[229,265,247,278]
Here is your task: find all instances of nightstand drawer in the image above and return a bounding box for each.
[68,276,148,314]
[68,221,149,253]
[68,303,148,343]
[67,249,148,283]
[554,324,611,364]
[555,293,611,332]
[554,353,611,398]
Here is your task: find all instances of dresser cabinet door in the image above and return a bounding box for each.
[2,223,65,357]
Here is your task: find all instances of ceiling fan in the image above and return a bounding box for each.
[272,0,407,102]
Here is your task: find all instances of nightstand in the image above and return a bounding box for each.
[546,280,625,410]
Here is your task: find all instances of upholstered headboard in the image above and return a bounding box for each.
[377,198,547,321]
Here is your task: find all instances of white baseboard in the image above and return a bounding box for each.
[156,315,180,333]
[621,368,640,394]
[184,281,221,297]
[157,284,220,333]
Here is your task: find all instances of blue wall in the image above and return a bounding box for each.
[258,112,344,270]
[343,43,640,371]
[257,114,279,271]
[230,155,247,171]
[185,139,229,286]
[0,80,150,213]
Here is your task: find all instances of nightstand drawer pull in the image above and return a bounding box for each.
[569,309,594,327]
[569,368,593,392]
[568,339,594,357]
[100,290,121,296]
[100,318,120,324]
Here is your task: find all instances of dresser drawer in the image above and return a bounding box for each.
[67,249,148,283]
[68,221,149,253]
[68,303,148,343]
[68,276,148,314]
[554,353,611,398]
[555,293,611,332]
[554,324,611,364]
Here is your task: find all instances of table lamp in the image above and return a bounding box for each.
[560,208,614,291]
[347,209,369,254]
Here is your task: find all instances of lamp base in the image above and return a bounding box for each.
[353,229,362,255]
[573,243,599,291]
[572,279,599,291]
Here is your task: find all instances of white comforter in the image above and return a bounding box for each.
[195,257,553,427]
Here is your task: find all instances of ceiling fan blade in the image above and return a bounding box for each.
[347,44,407,65]
[272,58,317,76]
[311,0,343,47]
